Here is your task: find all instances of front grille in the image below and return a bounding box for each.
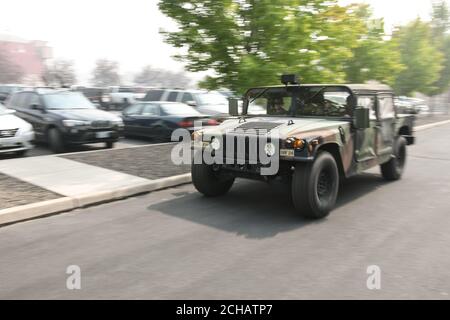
[220,134,281,163]
[91,121,111,129]
[0,129,18,138]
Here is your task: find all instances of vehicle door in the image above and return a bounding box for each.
[138,104,162,137]
[376,94,396,156]
[25,93,48,139]
[121,104,144,136]
[8,92,29,121]
[355,95,378,163]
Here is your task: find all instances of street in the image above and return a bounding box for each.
[0,123,449,299]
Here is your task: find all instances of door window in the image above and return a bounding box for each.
[141,104,160,116]
[28,94,40,108]
[378,95,395,119]
[181,93,194,103]
[358,96,376,120]
[123,104,143,116]
[166,91,179,102]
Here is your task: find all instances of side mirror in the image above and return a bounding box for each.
[228,98,239,116]
[186,100,197,107]
[354,107,370,129]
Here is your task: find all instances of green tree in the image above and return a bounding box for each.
[159,0,366,94]
[392,19,443,95]
[43,59,77,87]
[430,0,450,95]
[345,4,403,86]
[91,59,120,87]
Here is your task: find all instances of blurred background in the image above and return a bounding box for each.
[0,0,449,113]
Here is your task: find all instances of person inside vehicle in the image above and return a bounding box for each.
[268,97,286,115]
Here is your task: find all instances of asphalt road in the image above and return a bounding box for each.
[1,124,450,299]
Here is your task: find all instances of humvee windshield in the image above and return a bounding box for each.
[245,86,353,118]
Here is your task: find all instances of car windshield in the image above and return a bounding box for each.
[246,86,353,118]
[196,92,228,105]
[161,103,202,115]
[43,92,95,110]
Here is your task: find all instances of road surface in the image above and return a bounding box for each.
[0,124,450,299]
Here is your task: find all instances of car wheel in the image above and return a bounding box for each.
[291,151,339,219]
[15,150,28,157]
[380,136,407,181]
[192,156,235,197]
[48,128,65,153]
[105,141,115,149]
[152,126,170,143]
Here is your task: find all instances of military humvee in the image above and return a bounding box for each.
[191,75,415,219]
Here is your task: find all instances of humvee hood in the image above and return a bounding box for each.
[202,116,351,138]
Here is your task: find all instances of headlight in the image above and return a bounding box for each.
[62,120,91,127]
[210,137,221,150]
[264,142,276,156]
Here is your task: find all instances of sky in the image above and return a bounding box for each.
[0,0,444,84]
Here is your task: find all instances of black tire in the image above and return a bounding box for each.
[105,141,115,149]
[380,136,407,181]
[48,128,65,153]
[291,152,339,219]
[152,126,170,143]
[192,161,235,197]
[15,150,28,157]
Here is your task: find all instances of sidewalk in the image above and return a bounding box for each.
[0,143,191,225]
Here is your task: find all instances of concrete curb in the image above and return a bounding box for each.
[0,173,191,227]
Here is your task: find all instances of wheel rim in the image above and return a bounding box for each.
[317,169,333,201]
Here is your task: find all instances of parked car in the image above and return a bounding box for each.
[5,89,124,153]
[70,86,106,108]
[102,86,142,110]
[0,103,34,157]
[122,101,219,142]
[395,96,430,114]
[0,84,27,103]
[143,89,230,116]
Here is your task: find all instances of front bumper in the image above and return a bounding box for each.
[63,127,122,144]
[0,130,34,154]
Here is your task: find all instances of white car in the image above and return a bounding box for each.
[0,103,34,156]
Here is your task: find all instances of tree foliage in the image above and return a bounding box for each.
[43,59,77,87]
[159,0,369,93]
[134,65,192,87]
[429,0,450,95]
[345,4,403,86]
[160,0,450,96]
[91,59,121,87]
[392,19,443,96]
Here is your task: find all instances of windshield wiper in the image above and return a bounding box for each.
[249,88,270,104]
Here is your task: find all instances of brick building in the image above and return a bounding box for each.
[0,33,52,85]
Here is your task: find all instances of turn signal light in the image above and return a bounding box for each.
[292,139,306,149]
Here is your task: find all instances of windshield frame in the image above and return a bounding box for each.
[242,85,355,119]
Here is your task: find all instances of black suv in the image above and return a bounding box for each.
[5,89,124,153]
